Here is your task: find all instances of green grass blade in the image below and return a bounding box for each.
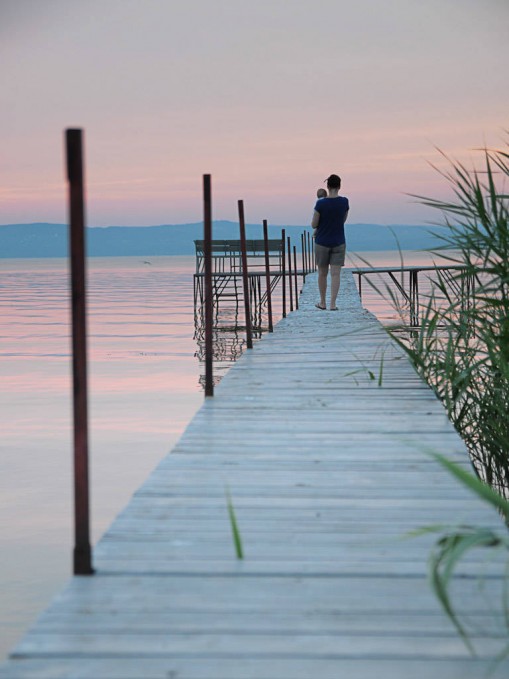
[431,453,509,521]
[226,488,244,560]
[378,352,384,387]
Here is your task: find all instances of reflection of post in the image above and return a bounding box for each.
[238,200,253,349]
[263,220,273,332]
[66,129,94,576]
[293,245,299,310]
[203,175,214,397]
[287,235,293,312]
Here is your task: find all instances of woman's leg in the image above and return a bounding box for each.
[329,265,341,309]
[318,264,328,308]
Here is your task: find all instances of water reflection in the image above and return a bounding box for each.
[193,289,273,387]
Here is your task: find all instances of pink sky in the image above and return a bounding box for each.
[1,0,508,227]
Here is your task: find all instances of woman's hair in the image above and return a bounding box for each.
[326,174,341,189]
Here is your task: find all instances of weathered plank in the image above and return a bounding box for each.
[2,658,508,679]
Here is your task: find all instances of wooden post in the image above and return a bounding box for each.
[301,233,306,280]
[263,220,273,333]
[238,200,253,349]
[203,175,213,397]
[281,228,286,318]
[66,129,94,576]
[287,235,293,312]
[293,245,299,310]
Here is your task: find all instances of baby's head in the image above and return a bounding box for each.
[316,188,327,199]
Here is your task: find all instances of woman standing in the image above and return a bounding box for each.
[312,174,349,311]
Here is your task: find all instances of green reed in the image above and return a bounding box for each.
[226,487,244,559]
[381,140,509,653]
[408,452,509,658]
[394,141,509,493]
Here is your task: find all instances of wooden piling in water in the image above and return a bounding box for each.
[281,228,286,318]
[263,220,273,333]
[238,200,253,349]
[293,245,299,310]
[287,235,293,312]
[301,233,306,279]
[203,175,214,397]
[65,128,93,576]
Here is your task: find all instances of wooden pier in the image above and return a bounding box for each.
[1,271,508,678]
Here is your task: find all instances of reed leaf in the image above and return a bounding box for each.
[226,487,244,560]
[431,454,509,522]
[380,139,509,655]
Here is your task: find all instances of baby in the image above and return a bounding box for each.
[313,189,327,239]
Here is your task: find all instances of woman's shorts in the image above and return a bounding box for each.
[315,243,346,267]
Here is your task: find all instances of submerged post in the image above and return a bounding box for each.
[263,219,273,333]
[203,175,214,397]
[66,129,93,576]
[238,200,253,349]
[281,228,286,318]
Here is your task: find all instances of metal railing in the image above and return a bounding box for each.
[352,264,473,327]
[197,182,316,392]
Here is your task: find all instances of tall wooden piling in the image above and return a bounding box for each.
[203,175,214,397]
[287,235,293,312]
[66,128,93,576]
[238,200,253,349]
[281,228,286,318]
[301,233,306,278]
[263,220,274,333]
[293,245,299,310]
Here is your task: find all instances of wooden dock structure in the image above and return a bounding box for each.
[1,270,508,678]
[193,236,313,316]
[352,265,474,327]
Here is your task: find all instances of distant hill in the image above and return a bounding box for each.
[0,221,446,258]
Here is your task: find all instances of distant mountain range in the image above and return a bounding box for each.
[0,221,447,258]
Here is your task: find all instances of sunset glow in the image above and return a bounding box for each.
[1,0,508,227]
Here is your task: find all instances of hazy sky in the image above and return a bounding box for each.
[1,0,508,226]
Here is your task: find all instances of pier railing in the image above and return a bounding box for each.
[196,177,316,395]
[194,231,286,393]
[352,264,474,327]
[194,238,285,274]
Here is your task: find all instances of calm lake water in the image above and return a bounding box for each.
[0,250,442,660]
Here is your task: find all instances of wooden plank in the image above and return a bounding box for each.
[11,631,506,658]
[2,658,508,679]
[33,609,507,635]
[89,558,507,578]
[11,575,505,617]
